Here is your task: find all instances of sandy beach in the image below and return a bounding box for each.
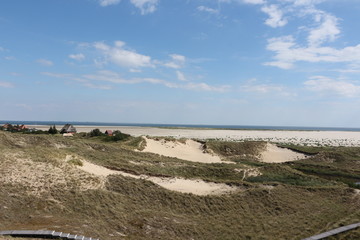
[30,125,360,146]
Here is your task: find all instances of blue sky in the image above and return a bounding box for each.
[1,0,360,127]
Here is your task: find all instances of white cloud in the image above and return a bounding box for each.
[261,4,287,28]
[197,6,219,14]
[304,76,360,98]
[164,54,186,69]
[265,35,360,69]
[43,70,229,92]
[260,0,347,69]
[242,84,284,93]
[69,53,85,61]
[183,82,230,92]
[241,0,265,4]
[0,81,14,88]
[82,82,113,90]
[36,59,53,66]
[84,71,179,88]
[176,71,187,81]
[240,79,294,96]
[10,72,21,76]
[219,0,264,5]
[163,62,180,69]
[93,41,152,68]
[14,103,32,111]
[307,13,340,46]
[4,56,16,60]
[130,0,159,15]
[170,54,185,62]
[129,68,142,73]
[292,0,326,6]
[42,72,73,78]
[98,0,121,7]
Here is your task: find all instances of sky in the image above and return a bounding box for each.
[1,0,360,127]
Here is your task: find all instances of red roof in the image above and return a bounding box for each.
[105,130,113,135]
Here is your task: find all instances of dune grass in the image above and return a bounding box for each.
[0,131,359,239]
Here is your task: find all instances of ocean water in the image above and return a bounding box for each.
[1,120,360,132]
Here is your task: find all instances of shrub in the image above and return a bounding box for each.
[89,128,103,137]
[104,130,130,142]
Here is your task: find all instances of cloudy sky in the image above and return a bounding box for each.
[1,0,360,127]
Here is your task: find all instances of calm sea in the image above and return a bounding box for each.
[1,120,360,132]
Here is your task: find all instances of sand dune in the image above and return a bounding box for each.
[79,160,238,195]
[260,143,307,163]
[142,137,224,163]
[142,138,306,163]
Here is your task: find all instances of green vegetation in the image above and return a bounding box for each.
[87,128,130,142]
[88,128,103,137]
[277,144,360,189]
[205,140,267,163]
[67,158,83,166]
[0,131,359,239]
[48,125,58,134]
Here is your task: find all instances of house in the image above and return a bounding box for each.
[2,123,11,130]
[60,124,77,134]
[2,124,27,131]
[18,125,28,130]
[105,130,113,136]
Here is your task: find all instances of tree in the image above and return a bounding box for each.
[53,125,58,134]
[89,128,103,137]
[48,125,58,134]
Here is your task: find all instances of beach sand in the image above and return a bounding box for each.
[30,125,360,146]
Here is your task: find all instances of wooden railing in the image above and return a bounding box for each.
[0,230,99,240]
[303,222,360,240]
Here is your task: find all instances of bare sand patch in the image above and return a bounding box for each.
[78,160,238,195]
[142,137,225,163]
[260,143,307,163]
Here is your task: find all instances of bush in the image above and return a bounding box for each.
[89,128,103,137]
[105,130,130,142]
[23,130,47,134]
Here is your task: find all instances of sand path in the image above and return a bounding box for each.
[79,161,238,196]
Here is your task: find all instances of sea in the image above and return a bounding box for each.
[1,120,360,132]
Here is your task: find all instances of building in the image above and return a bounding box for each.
[2,124,28,131]
[60,124,77,134]
[105,130,113,136]
[17,125,28,131]
[2,124,11,130]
